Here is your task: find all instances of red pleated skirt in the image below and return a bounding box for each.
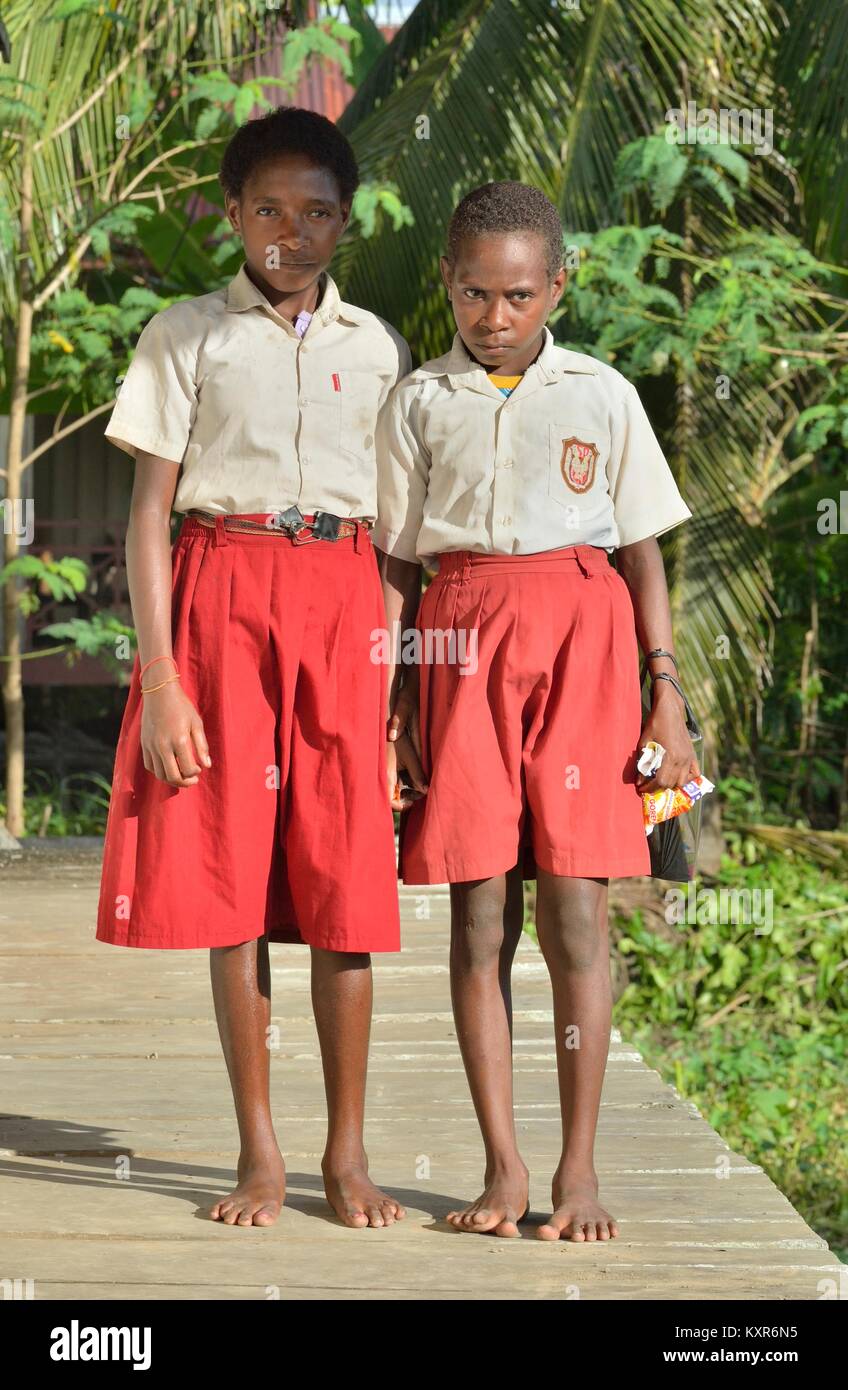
[96,515,400,951]
[398,544,651,884]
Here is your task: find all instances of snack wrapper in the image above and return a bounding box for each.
[637,741,665,778]
[638,740,714,835]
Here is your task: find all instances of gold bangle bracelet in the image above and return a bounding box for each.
[141,673,182,695]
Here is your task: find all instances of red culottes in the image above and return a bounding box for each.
[97,515,400,951]
[398,544,651,884]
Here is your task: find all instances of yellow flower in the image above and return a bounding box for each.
[48,331,74,354]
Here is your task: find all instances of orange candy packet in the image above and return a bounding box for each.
[642,774,715,831]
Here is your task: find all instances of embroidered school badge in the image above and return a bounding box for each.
[560,437,599,494]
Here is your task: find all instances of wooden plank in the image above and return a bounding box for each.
[0,856,841,1300]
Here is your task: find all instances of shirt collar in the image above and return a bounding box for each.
[226,263,348,336]
[444,325,599,395]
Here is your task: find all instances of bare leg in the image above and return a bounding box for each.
[534,870,620,1242]
[208,934,286,1226]
[311,946,406,1229]
[446,864,529,1236]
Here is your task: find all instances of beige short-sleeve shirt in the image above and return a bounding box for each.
[372,326,692,564]
[104,264,412,518]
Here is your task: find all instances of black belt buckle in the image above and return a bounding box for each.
[312,511,342,541]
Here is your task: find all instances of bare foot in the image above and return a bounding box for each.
[208,1147,286,1227]
[322,1157,406,1229]
[446,1161,530,1237]
[537,1166,619,1242]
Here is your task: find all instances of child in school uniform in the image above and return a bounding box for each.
[375,181,698,1242]
[97,107,411,1230]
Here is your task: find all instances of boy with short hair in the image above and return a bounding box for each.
[375,181,696,1241]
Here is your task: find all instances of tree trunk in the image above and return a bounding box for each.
[2,143,34,839]
[838,722,848,831]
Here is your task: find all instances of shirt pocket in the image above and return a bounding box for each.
[337,370,385,466]
[548,422,610,510]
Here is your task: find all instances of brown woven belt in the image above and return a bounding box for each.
[186,508,373,544]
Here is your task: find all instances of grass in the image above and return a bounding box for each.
[1,773,112,837]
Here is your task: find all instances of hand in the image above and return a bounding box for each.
[140,683,211,787]
[387,666,422,759]
[386,736,426,811]
[635,687,700,794]
[386,671,428,811]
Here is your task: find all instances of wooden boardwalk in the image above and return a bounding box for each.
[0,842,842,1301]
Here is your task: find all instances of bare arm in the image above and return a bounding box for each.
[127,453,180,679]
[615,536,700,791]
[128,453,210,787]
[377,552,422,716]
[375,549,428,807]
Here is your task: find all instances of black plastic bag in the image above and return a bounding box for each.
[639,662,705,883]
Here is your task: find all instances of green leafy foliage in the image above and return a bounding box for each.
[50,0,130,21]
[795,369,848,450]
[87,204,155,262]
[344,0,387,87]
[352,182,415,238]
[613,857,848,1029]
[0,74,43,128]
[40,612,136,675]
[0,554,87,616]
[616,130,749,216]
[607,849,848,1253]
[556,217,835,381]
[185,70,298,139]
[28,285,184,408]
[282,16,359,83]
[1,773,114,835]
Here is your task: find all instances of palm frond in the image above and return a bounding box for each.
[774,0,848,262]
[0,1,275,322]
[333,0,843,767]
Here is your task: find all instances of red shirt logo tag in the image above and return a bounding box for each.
[332,373,341,392]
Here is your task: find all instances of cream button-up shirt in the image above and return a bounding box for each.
[372,326,692,564]
[104,264,412,518]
